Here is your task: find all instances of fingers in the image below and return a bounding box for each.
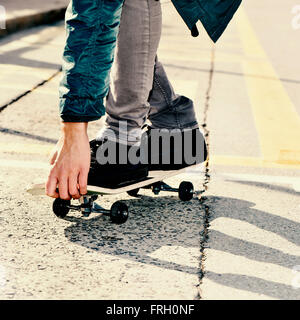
[46,134,90,200]
[45,174,59,198]
[58,176,71,200]
[46,168,87,200]
[49,150,58,165]
[78,169,88,195]
[69,174,80,199]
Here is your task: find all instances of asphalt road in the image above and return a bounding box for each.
[0,1,299,299]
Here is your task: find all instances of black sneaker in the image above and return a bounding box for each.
[88,139,149,188]
[143,126,208,171]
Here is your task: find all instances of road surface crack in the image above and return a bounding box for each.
[196,44,215,300]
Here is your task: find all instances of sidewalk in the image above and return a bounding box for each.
[0,0,69,38]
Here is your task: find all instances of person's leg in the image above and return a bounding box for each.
[148,58,199,130]
[98,0,162,145]
[92,0,206,177]
[146,58,208,170]
[89,0,162,186]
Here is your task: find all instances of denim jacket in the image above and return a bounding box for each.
[60,0,242,122]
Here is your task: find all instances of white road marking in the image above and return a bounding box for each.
[0,158,49,169]
[0,265,5,288]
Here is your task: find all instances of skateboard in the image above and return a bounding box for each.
[27,165,200,224]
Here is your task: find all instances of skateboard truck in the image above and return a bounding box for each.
[52,195,129,224]
[127,180,194,201]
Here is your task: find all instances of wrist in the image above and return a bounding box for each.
[61,122,88,142]
[61,122,88,134]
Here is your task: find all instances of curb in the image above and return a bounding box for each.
[0,7,66,39]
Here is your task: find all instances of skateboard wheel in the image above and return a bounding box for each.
[152,182,161,195]
[178,181,194,201]
[110,201,129,224]
[53,198,70,218]
[127,188,140,197]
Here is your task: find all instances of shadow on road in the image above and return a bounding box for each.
[227,179,300,197]
[0,22,63,70]
[64,195,202,276]
[164,63,300,84]
[0,127,57,144]
[63,192,300,299]
[0,46,61,70]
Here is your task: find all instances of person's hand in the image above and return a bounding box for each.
[46,122,90,200]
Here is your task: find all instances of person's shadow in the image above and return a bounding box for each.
[0,22,63,70]
[64,184,300,300]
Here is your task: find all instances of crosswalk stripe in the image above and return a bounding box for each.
[0,142,52,155]
[0,158,49,169]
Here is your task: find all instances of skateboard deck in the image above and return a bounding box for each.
[27,164,199,197]
[27,164,202,224]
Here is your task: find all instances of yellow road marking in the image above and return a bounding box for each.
[0,141,299,170]
[236,8,300,164]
